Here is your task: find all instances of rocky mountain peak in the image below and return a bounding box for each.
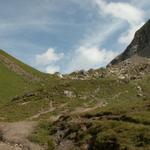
[108,19,150,66]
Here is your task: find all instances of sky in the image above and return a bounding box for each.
[0,0,149,74]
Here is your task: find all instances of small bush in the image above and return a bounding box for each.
[95,130,120,150]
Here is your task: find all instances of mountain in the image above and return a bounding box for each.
[108,19,150,66]
[0,49,43,105]
[0,21,150,150]
[0,49,42,79]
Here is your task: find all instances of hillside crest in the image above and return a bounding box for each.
[108,19,150,66]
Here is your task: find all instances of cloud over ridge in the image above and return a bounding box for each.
[35,48,64,74]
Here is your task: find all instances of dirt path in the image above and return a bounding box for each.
[0,102,68,150]
[0,101,106,150]
[70,101,107,115]
[28,103,67,121]
[28,108,55,120]
[0,142,22,150]
[0,121,43,150]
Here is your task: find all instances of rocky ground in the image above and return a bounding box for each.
[0,121,43,150]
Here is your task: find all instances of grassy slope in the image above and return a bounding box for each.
[29,76,150,150]
[0,50,61,121]
[0,50,47,120]
[0,49,43,99]
[0,62,31,104]
[0,50,42,77]
[0,50,149,149]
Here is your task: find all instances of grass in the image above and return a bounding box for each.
[28,75,150,149]
[0,62,33,104]
[28,121,55,150]
[0,49,150,149]
[0,49,42,77]
[0,49,48,121]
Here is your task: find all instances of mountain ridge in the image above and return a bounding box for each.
[0,49,42,80]
[108,19,150,66]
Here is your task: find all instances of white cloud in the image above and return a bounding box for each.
[65,0,146,73]
[93,0,145,45]
[35,48,64,74]
[35,48,64,65]
[94,0,144,25]
[79,20,123,48]
[45,65,60,74]
[67,46,118,72]
[118,22,144,44]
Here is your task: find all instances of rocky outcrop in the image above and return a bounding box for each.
[66,19,150,81]
[107,56,150,80]
[65,68,107,80]
[108,19,150,66]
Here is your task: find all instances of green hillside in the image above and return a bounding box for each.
[0,49,60,121]
[0,49,44,105]
[28,75,150,150]
[0,49,149,150]
[0,50,42,78]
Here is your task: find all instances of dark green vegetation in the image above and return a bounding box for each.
[0,49,150,150]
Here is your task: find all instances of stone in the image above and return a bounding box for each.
[64,90,76,98]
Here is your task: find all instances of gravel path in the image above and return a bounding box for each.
[0,121,43,150]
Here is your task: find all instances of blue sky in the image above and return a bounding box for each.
[0,0,149,73]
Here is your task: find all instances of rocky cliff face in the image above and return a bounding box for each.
[108,19,150,66]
